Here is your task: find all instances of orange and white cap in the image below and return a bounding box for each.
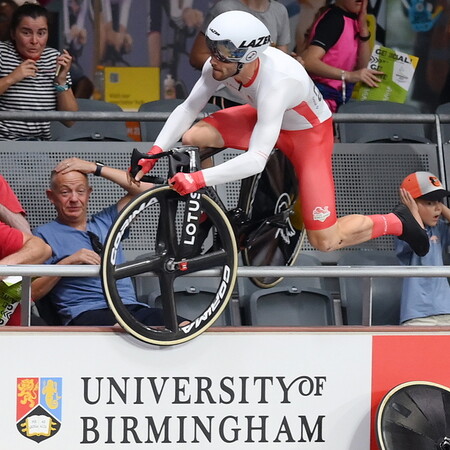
[401,171,450,201]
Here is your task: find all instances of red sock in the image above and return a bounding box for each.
[369,213,402,238]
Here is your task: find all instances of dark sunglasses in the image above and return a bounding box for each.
[87,231,103,255]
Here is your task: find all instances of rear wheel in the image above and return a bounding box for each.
[101,186,238,346]
[241,150,305,288]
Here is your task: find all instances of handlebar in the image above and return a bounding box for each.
[130,146,201,184]
[130,148,168,184]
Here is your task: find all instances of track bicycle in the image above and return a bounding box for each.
[101,146,304,346]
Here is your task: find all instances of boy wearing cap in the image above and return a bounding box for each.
[396,171,450,326]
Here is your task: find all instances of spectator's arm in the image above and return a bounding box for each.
[189,32,210,70]
[0,59,39,94]
[276,44,289,53]
[53,158,154,212]
[0,233,51,265]
[302,44,340,79]
[31,274,59,302]
[440,203,450,222]
[31,248,99,301]
[302,44,382,86]
[0,204,30,233]
[54,49,78,127]
[356,0,371,69]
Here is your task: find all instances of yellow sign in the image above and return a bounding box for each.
[103,67,160,111]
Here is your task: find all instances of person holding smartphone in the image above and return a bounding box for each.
[0,2,78,140]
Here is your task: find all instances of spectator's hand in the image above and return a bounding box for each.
[347,68,384,87]
[59,248,101,266]
[399,188,424,228]
[55,49,73,84]
[182,8,204,29]
[122,32,133,54]
[11,59,38,82]
[70,25,87,46]
[54,158,96,175]
[169,171,205,195]
[358,0,369,28]
[109,29,133,54]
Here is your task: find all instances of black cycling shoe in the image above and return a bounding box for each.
[393,203,429,256]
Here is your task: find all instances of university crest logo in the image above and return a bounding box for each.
[16,377,62,443]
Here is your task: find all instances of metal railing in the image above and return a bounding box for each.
[0,110,444,129]
[7,264,450,328]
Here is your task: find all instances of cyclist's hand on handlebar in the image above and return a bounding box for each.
[139,145,163,177]
[169,171,206,195]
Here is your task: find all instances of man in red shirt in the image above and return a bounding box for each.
[0,175,51,325]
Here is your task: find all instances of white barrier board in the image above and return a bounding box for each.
[1,331,372,449]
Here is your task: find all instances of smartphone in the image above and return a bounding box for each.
[55,64,62,77]
[55,49,65,78]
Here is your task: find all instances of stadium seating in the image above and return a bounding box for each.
[148,277,236,326]
[337,100,431,143]
[245,285,336,326]
[51,98,131,141]
[337,251,402,326]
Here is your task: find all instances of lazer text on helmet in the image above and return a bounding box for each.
[239,35,271,48]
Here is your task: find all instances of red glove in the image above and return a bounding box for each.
[138,145,163,174]
[169,171,206,195]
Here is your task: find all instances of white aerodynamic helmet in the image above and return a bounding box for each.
[205,11,271,64]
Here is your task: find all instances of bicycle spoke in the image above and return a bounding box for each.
[174,249,228,275]
[157,193,180,256]
[113,254,164,280]
[159,273,179,332]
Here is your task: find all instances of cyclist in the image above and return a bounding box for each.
[133,10,429,257]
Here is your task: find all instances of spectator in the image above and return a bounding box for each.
[189,0,291,108]
[301,0,382,112]
[0,174,51,326]
[0,2,78,141]
[62,0,94,98]
[0,173,30,234]
[134,11,429,258]
[147,0,204,69]
[30,158,186,327]
[99,0,133,66]
[294,0,326,56]
[0,0,17,42]
[396,171,450,326]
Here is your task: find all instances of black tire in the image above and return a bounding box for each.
[241,150,305,288]
[101,186,237,346]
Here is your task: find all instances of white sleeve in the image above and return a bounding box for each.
[202,78,299,187]
[102,0,112,23]
[119,0,132,27]
[76,0,89,28]
[153,63,220,150]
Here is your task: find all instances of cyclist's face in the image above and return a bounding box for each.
[11,15,48,60]
[47,171,92,226]
[210,55,238,81]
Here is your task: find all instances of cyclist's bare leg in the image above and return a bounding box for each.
[306,215,377,252]
[182,120,225,168]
